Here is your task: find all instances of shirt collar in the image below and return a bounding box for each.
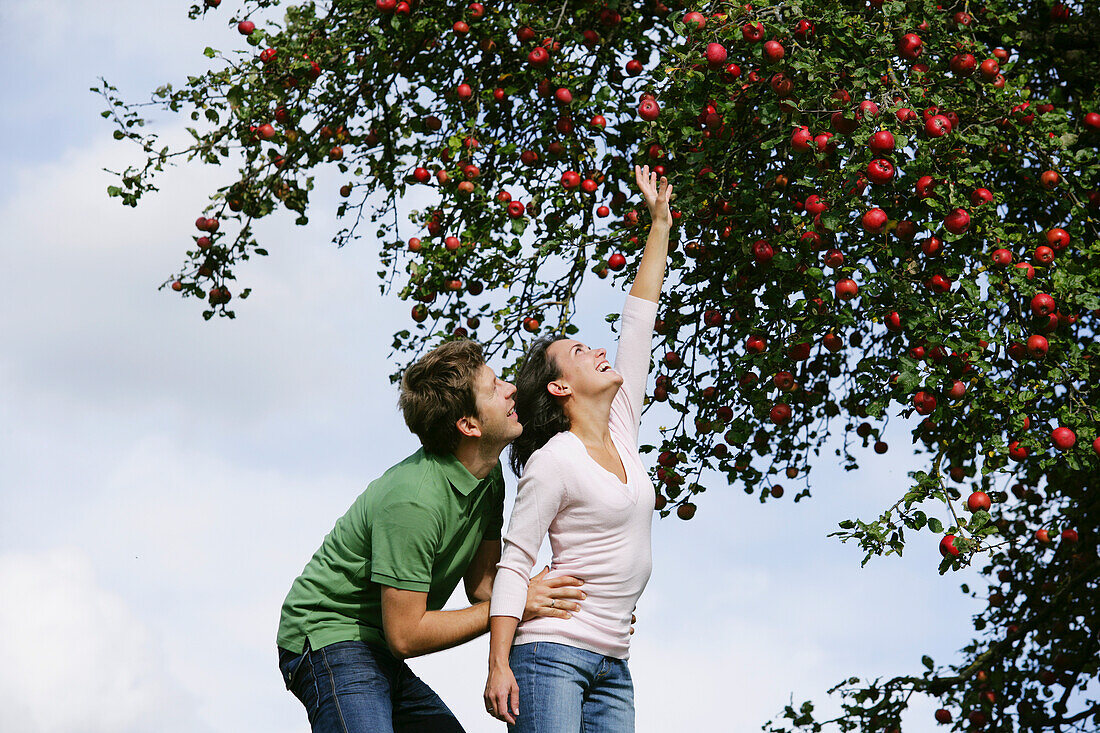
[433,450,491,496]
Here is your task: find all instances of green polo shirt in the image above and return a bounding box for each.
[277,448,505,654]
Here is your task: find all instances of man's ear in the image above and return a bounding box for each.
[456,414,482,439]
[547,380,570,398]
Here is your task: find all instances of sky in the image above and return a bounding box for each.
[0,2,983,732]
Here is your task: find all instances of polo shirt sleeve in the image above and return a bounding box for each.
[370,499,442,593]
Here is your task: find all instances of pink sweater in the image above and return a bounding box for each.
[490,294,659,660]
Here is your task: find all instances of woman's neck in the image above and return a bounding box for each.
[565,394,615,447]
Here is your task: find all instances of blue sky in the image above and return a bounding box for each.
[0,3,982,731]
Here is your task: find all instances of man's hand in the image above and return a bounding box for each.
[484,660,521,725]
[635,164,673,229]
[522,566,585,622]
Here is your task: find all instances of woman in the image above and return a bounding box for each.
[483,165,672,732]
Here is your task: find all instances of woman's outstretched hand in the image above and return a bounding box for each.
[635,164,673,229]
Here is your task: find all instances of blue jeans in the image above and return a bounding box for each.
[508,642,634,733]
[278,641,464,733]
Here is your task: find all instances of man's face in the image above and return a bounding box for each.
[470,364,522,446]
[545,339,622,401]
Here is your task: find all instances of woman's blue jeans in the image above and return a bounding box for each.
[508,641,634,733]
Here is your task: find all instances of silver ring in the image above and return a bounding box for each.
[549,599,556,608]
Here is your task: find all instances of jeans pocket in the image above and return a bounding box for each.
[279,644,309,691]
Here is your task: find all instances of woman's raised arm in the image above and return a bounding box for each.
[628,164,673,304]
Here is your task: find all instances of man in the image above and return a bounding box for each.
[277,339,585,733]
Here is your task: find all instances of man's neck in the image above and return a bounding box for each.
[452,438,504,480]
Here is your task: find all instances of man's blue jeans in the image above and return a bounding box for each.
[278,641,464,733]
[508,641,634,733]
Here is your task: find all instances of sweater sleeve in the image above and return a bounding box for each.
[490,449,567,620]
[609,294,659,444]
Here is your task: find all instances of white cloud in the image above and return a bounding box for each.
[0,5,994,733]
[0,549,206,733]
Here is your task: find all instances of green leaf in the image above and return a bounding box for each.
[203,47,217,58]
[928,517,943,533]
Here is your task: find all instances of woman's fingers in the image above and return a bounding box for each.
[497,691,514,724]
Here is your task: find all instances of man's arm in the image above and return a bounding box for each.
[381,586,489,660]
[463,539,501,603]
[381,570,586,660]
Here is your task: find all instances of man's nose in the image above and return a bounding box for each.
[504,381,517,399]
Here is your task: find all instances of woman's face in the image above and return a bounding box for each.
[544,339,623,402]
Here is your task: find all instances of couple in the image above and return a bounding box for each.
[277,165,673,733]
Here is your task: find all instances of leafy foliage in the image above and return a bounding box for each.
[102,0,1098,729]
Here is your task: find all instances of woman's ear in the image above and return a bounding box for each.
[547,380,570,398]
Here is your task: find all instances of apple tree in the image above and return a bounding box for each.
[100,0,1099,729]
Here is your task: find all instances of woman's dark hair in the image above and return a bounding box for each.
[509,335,571,475]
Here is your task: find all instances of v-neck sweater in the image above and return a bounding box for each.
[490,294,659,660]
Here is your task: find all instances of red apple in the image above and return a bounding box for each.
[967,491,991,512]
[823,248,845,268]
[527,47,549,66]
[770,403,792,425]
[608,253,627,271]
[925,115,952,137]
[638,98,660,121]
[950,53,977,75]
[1040,170,1061,190]
[791,126,813,151]
[1051,427,1076,450]
[762,40,784,62]
[1046,228,1070,250]
[862,208,888,233]
[238,20,256,35]
[1026,334,1049,358]
[916,175,937,198]
[705,42,727,67]
[752,239,774,264]
[971,188,994,206]
[869,130,895,153]
[746,335,766,353]
[835,278,858,300]
[938,537,959,559]
[1009,441,1029,461]
[683,11,706,29]
[921,236,943,257]
[866,158,895,184]
[1031,293,1056,317]
[742,22,765,42]
[914,391,937,415]
[897,33,923,60]
[944,208,970,234]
